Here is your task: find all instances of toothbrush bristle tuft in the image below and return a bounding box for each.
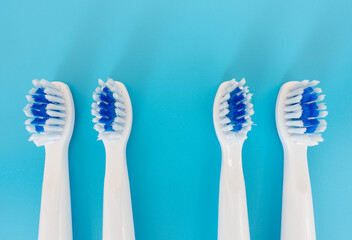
[284,80,327,146]
[92,78,126,141]
[219,78,254,141]
[24,79,65,146]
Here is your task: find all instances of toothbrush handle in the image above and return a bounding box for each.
[103,143,135,240]
[281,146,316,240]
[38,146,72,240]
[218,144,250,240]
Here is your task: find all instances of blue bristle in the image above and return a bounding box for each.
[31,117,49,125]
[227,106,246,119]
[300,103,319,119]
[36,88,45,95]
[228,92,245,104]
[300,87,323,134]
[100,87,115,102]
[226,86,248,133]
[99,108,116,119]
[99,102,117,116]
[301,106,320,133]
[300,87,318,104]
[285,80,327,139]
[305,125,318,134]
[308,93,318,102]
[303,118,320,127]
[35,125,45,133]
[32,94,50,104]
[98,101,115,111]
[31,103,47,110]
[31,108,50,118]
[232,124,243,132]
[231,87,242,95]
[92,80,127,137]
[104,125,114,131]
[98,87,116,131]
[25,80,65,140]
[99,116,115,124]
[230,117,247,125]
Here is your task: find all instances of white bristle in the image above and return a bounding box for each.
[32,134,61,147]
[98,79,107,88]
[224,78,245,94]
[219,108,230,117]
[289,80,309,90]
[115,108,126,117]
[45,95,65,104]
[285,95,302,105]
[284,80,327,145]
[95,87,102,94]
[93,92,100,102]
[218,78,254,142]
[29,132,61,142]
[26,95,34,102]
[25,79,66,146]
[291,133,323,145]
[317,103,327,110]
[115,101,125,109]
[92,79,126,141]
[113,93,124,102]
[25,125,36,133]
[112,123,124,131]
[220,117,231,124]
[46,118,65,125]
[220,93,231,103]
[98,132,122,141]
[94,123,105,132]
[286,120,304,127]
[318,111,328,118]
[287,127,307,134]
[284,103,301,112]
[47,110,65,118]
[222,124,233,132]
[39,79,59,89]
[114,116,126,124]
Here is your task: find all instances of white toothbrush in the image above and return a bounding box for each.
[92,78,135,240]
[276,80,327,240]
[24,79,74,240]
[213,78,254,240]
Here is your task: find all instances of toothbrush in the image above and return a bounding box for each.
[92,79,135,240]
[213,78,254,240]
[24,79,74,240]
[276,80,327,240]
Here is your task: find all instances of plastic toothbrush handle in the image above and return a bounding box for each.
[38,145,72,240]
[103,142,135,240]
[218,144,250,240]
[281,145,316,240]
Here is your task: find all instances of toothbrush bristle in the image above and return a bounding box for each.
[219,78,254,141]
[92,78,126,141]
[24,79,65,146]
[284,80,327,146]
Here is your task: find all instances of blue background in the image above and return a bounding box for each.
[0,0,351,239]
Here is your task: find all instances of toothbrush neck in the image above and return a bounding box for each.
[221,143,243,168]
[283,143,311,194]
[44,143,68,166]
[45,142,68,151]
[284,144,308,163]
[104,141,127,171]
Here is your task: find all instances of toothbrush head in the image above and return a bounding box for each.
[213,78,254,144]
[276,80,327,146]
[92,78,132,142]
[24,79,74,147]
